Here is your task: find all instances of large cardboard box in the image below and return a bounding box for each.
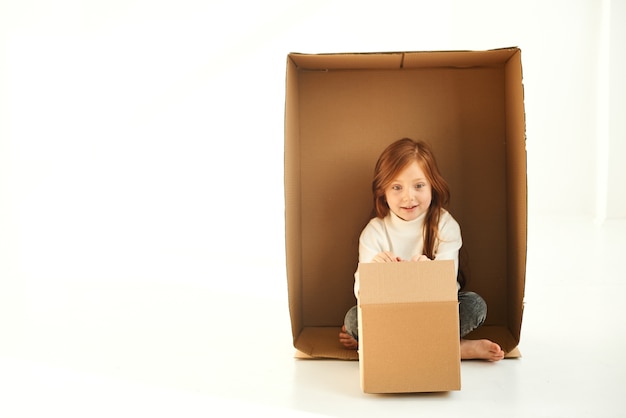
[284,48,526,362]
[358,261,461,393]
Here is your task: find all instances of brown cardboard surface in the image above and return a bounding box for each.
[358,261,458,304]
[294,327,358,360]
[358,261,460,393]
[360,303,461,393]
[284,47,527,361]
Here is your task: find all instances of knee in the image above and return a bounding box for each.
[464,291,487,319]
[459,291,487,334]
[344,305,359,340]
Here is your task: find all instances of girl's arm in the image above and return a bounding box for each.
[357,220,393,263]
[354,219,396,297]
[433,211,463,276]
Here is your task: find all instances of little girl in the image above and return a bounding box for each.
[339,138,504,362]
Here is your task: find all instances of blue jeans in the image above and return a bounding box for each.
[343,291,487,340]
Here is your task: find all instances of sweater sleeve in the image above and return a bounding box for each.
[434,211,462,278]
[358,220,388,263]
[353,219,388,297]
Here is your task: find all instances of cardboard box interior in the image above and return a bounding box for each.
[284,48,526,361]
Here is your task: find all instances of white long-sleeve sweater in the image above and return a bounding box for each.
[354,209,462,297]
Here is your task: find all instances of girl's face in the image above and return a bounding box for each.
[384,160,432,221]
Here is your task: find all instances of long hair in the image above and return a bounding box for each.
[372,138,450,260]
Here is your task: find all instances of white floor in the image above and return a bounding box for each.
[1,215,625,418]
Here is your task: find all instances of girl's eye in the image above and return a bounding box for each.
[415,183,426,189]
[391,185,401,191]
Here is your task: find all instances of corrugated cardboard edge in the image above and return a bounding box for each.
[284,52,303,344]
[504,47,527,355]
[288,47,520,71]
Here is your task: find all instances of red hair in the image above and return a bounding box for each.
[372,138,450,259]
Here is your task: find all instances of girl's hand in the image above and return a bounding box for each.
[372,251,402,263]
[411,254,431,262]
[339,325,358,350]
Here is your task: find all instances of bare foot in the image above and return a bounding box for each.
[339,325,358,350]
[460,339,505,361]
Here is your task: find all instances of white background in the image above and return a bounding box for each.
[1,1,625,417]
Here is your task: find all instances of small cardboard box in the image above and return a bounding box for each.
[284,48,526,363]
[358,261,461,393]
